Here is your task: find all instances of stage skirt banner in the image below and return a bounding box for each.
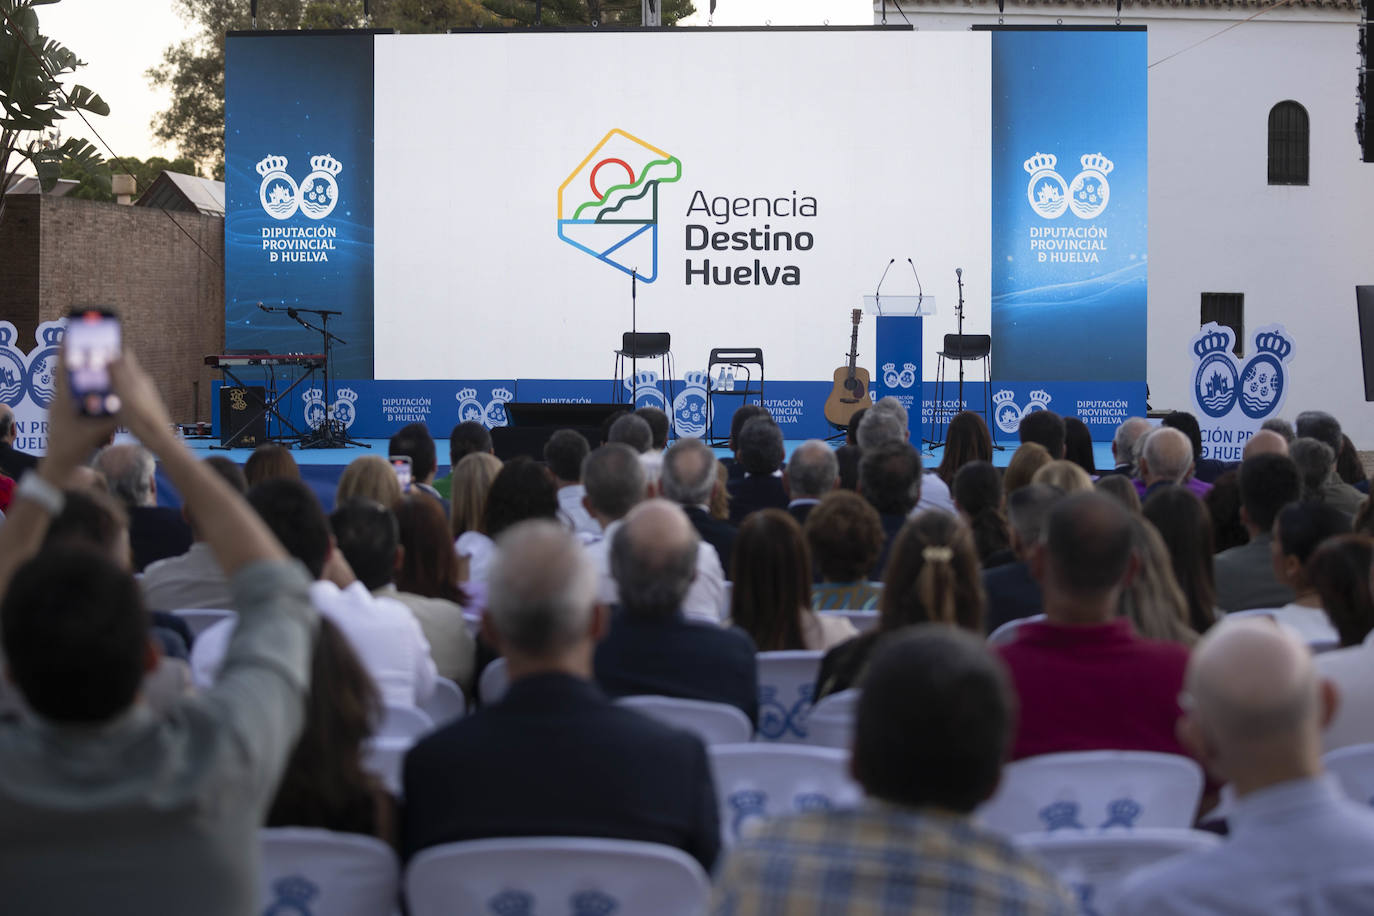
[989,27,1148,424]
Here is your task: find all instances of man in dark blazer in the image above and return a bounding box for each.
[858,440,922,579]
[784,439,838,528]
[726,416,789,525]
[661,437,737,578]
[402,520,720,870]
[983,484,1063,634]
[596,500,758,725]
[0,405,39,481]
[93,443,191,572]
[1215,453,1301,612]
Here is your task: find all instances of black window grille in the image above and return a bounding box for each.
[1201,293,1245,357]
[1268,101,1310,186]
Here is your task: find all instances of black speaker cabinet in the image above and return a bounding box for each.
[219,385,267,448]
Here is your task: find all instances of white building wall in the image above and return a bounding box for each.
[869,2,1374,443]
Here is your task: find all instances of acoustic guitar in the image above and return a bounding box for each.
[823,308,873,428]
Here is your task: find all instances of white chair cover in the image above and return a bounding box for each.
[420,678,467,728]
[987,613,1045,647]
[806,688,861,749]
[479,658,509,705]
[708,743,862,848]
[259,827,400,916]
[1017,828,1220,914]
[404,837,710,916]
[977,750,1205,836]
[378,704,434,741]
[755,650,824,742]
[819,610,879,634]
[172,607,235,638]
[615,695,753,745]
[363,736,413,797]
[1325,743,1374,806]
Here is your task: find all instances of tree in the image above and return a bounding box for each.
[58,151,200,202]
[149,0,692,177]
[0,0,108,224]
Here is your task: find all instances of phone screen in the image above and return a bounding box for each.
[390,456,413,491]
[65,309,121,417]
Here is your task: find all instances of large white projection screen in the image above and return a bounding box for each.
[374,30,991,382]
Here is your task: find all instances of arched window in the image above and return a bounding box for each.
[1268,101,1309,185]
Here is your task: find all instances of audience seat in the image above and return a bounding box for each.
[479,658,509,705]
[363,736,412,797]
[170,608,235,638]
[756,650,824,742]
[259,827,400,916]
[403,837,710,916]
[977,751,1205,836]
[708,744,862,848]
[378,704,434,741]
[1324,743,1374,806]
[820,609,879,634]
[1016,829,1221,914]
[615,695,753,745]
[806,688,860,750]
[987,613,1044,647]
[420,678,467,728]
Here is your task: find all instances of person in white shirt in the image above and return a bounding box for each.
[1235,501,1351,648]
[1118,618,1374,915]
[192,478,437,707]
[583,443,725,623]
[544,429,600,540]
[140,456,247,611]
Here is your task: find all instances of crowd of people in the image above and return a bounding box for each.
[4,356,1374,913]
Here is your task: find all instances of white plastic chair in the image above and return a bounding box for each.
[806,688,861,749]
[987,613,1045,647]
[615,695,753,745]
[172,607,235,638]
[378,704,434,741]
[1017,829,1220,914]
[755,650,824,742]
[404,837,710,916]
[259,827,400,916]
[1325,743,1374,806]
[363,736,413,797]
[479,658,509,705]
[820,610,879,634]
[708,743,862,848]
[977,751,1205,836]
[421,678,467,728]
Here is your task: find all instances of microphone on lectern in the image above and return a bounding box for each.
[907,258,924,302]
[956,267,963,280]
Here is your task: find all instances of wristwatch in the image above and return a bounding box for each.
[17,471,65,516]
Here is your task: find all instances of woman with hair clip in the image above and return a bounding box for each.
[952,460,1011,566]
[813,511,985,700]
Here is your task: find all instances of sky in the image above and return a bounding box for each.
[29,1,194,164]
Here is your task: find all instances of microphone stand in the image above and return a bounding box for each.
[260,304,366,449]
[631,269,638,402]
[955,269,966,412]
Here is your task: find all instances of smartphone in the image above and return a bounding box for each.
[390,455,413,492]
[64,308,122,417]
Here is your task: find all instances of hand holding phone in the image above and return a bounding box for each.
[64,308,121,417]
[390,455,413,492]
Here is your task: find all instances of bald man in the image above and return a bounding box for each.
[594,500,758,725]
[1243,428,1290,461]
[0,404,38,481]
[1118,620,1374,914]
[1135,427,1212,501]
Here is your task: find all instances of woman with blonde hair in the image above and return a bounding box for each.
[1119,515,1198,646]
[335,455,403,508]
[449,451,502,582]
[1032,459,1094,495]
[814,511,985,699]
[1002,442,1052,496]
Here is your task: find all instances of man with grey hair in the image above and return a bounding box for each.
[983,484,1063,633]
[1263,416,1296,441]
[727,415,788,525]
[583,443,725,622]
[595,500,758,724]
[1138,427,1197,498]
[93,443,190,571]
[1296,411,1364,516]
[784,439,838,526]
[402,520,721,869]
[1244,428,1290,460]
[1105,416,1151,477]
[661,437,736,579]
[859,440,923,577]
[859,396,958,514]
[0,403,38,480]
[1290,437,1337,502]
[1118,619,1374,914]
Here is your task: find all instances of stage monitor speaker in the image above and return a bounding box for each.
[492,402,627,461]
[1358,287,1374,401]
[219,385,267,448]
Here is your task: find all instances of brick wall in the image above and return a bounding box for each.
[0,195,225,423]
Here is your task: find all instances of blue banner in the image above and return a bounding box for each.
[990,29,1147,415]
[874,315,923,423]
[224,33,376,379]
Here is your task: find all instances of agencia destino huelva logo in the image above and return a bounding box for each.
[257,154,342,221]
[556,129,682,282]
[1024,152,1113,220]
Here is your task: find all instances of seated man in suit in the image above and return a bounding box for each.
[1215,452,1301,611]
[982,483,1063,634]
[93,443,192,572]
[858,440,922,578]
[727,416,789,525]
[595,499,758,724]
[784,439,838,527]
[661,436,736,578]
[402,520,720,869]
